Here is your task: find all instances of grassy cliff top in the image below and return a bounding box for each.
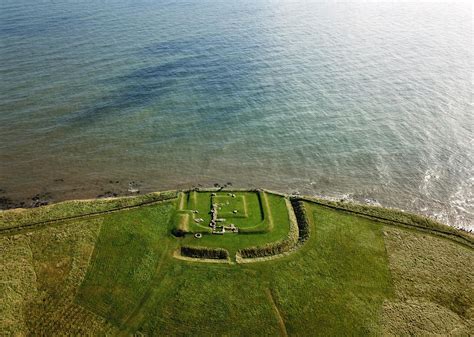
[1,189,473,335]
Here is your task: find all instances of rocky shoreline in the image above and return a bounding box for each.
[0,181,236,211]
[0,180,145,210]
[1,180,472,234]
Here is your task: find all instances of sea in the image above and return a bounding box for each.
[0,0,472,230]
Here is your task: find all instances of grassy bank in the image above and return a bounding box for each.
[0,191,177,231]
[298,195,473,247]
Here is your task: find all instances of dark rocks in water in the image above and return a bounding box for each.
[214,183,228,191]
[128,182,140,194]
[364,198,380,206]
[0,196,15,210]
[0,192,52,210]
[31,193,52,208]
[54,178,64,182]
[97,191,119,198]
[31,193,51,201]
[32,201,49,207]
[212,182,232,191]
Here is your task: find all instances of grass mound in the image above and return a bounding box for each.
[180,246,229,260]
[238,199,299,259]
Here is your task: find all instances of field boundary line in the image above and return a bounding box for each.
[298,197,474,249]
[120,242,171,334]
[0,195,177,236]
[265,288,288,337]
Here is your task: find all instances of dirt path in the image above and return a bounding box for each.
[265,288,288,337]
[119,242,171,335]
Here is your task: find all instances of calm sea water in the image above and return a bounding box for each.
[0,0,472,229]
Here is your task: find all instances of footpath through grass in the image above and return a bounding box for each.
[75,202,175,326]
[265,203,394,335]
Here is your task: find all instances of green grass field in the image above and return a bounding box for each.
[178,191,289,257]
[213,194,248,217]
[175,191,273,234]
[76,202,175,326]
[1,190,472,336]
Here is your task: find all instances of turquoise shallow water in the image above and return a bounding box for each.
[0,0,472,229]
